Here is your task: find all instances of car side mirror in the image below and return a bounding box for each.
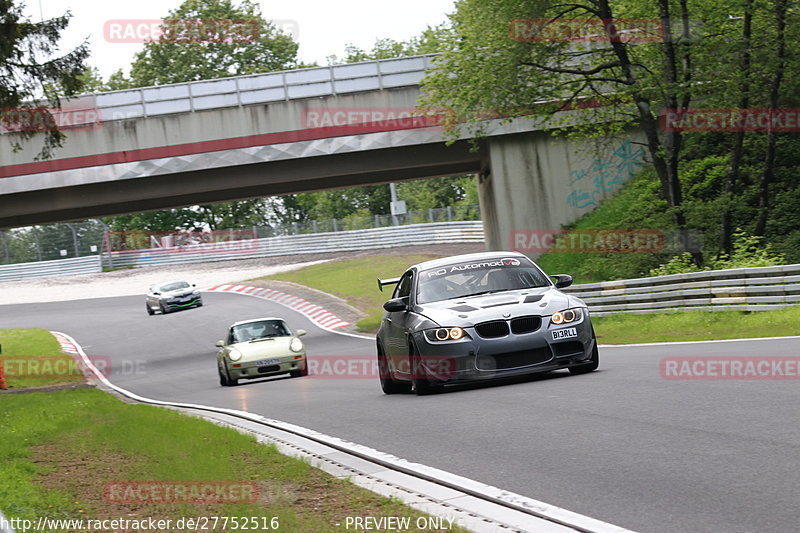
[383,298,407,312]
[296,329,307,337]
[552,274,574,289]
[153,291,160,296]
[192,283,196,287]
[215,340,225,347]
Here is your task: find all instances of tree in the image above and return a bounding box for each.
[102,0,301,230]
[420,1,720,236]
[282,23,464,223]
[128,0,298,86]
[326,24,451,64]
[754,0,789,237]
[0,0,89,160]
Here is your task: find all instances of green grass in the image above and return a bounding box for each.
[0,328,81,388]
[0,389,464,532]
[535,171,675,283]
[260,254,443,331]
[593,307,800,344]
[255,253,800,344]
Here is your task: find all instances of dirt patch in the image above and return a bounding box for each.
[0,382,95,394]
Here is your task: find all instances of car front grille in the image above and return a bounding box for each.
[257,365,281,373]
[510,316,541,334]
[475,320,510,338]
[477,347,553,370]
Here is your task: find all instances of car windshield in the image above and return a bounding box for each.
[416,257,550,304]
[230,320,291,343]
[160,281,190,292]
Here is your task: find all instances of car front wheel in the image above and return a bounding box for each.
[378,344,410,395]
[218,363,230,386]
[569,339,599,375]
[146,303,154,316]
[410,341,442,396]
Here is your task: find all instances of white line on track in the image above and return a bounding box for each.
[599,334,800,348]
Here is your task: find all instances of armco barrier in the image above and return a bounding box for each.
[107,221,485,269]
[0,255,102,282]
[564,264,800,316]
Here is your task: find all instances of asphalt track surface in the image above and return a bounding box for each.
[2,291,799,533]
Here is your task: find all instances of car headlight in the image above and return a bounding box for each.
[290,337,304,352]
[424,327,468,342]
[551,308,583,325]
[228,348,243,362]
[192,290,200,296]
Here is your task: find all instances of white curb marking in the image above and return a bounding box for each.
[206,284,352,330]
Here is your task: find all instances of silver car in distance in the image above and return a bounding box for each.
[145,280,203,315]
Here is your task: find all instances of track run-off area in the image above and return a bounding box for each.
[2,288,799,533]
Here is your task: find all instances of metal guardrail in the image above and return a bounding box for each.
[107,221,485,269]
[0,255,102,282]
[64,55,436,125]
[565,264,800,316]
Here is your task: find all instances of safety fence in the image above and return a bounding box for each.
[31,55,437,126]
[106,221,484,269]
[0,255,102,282]
[565,264,800,316]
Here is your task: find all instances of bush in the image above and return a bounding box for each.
[648,230,786,276]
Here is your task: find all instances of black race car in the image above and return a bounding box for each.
[376,251,598,394]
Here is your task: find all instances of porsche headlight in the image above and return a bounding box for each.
[228,348,243,362]
[424,327,468,342]
[551,308,583,325]
[290,337,304,352]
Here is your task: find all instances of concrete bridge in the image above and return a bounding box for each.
[0,54,646,251]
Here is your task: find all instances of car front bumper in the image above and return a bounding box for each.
[412,316,595,382]
[161,296,203,310]
[226,354,306,380]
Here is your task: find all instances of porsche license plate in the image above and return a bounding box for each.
[255,358,281,366]
[552,328,578,340]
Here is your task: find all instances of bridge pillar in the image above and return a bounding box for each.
[479,130,647,257]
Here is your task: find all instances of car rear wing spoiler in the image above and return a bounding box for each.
[377,277,401,292]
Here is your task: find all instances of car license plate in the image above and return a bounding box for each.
[552,328,578,340]
[254,358,281,366]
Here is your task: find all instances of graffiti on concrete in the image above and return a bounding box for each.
[566,140,646,209]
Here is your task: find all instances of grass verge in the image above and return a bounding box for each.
[260,254,443,331]
[0,328,85,389]
[593,307,800,344]
[258,253,800,343]
[1,389,456,532]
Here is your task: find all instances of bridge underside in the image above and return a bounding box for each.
[0,141,486,228]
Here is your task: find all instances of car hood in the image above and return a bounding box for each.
[229,337,296,360]
[162,288,196,298]
[415,287,585,327]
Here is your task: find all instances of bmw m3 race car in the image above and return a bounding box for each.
[145,280,203,315]
[376,251,598,395]
[215,317,308,386]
